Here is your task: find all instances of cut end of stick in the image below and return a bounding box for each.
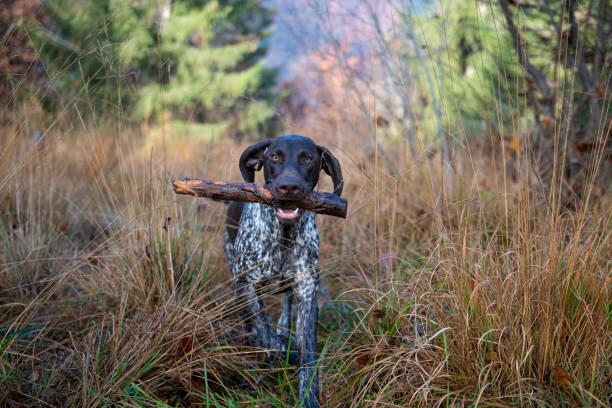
[172,178,197,194]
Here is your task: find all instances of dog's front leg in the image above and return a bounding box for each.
[233,281,287,355]
[295,279,320,408]
[276,290,299,365]
[277,291,293,337]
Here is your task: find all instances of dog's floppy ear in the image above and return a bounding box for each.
[239,139,272,182]
[318,146,343,196]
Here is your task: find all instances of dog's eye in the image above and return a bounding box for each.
[271,153,280,161]
[303,157,312,163]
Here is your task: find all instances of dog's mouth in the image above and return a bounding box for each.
[276,207,302,221]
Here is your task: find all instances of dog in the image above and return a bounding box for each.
[224,135,343,407]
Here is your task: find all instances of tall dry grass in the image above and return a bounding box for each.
[0,123,249,406]
[1,0,611,402]
[1,105,610,407]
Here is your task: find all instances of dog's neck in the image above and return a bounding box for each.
[279,213,304,248]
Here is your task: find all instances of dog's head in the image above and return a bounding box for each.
[238,135,343,223]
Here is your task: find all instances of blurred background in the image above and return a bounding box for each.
[1,0,611,406]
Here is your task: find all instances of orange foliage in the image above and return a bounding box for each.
[279,37,377,153]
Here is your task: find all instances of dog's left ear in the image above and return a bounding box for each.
[317,146,343,196]
[239,139,272,182]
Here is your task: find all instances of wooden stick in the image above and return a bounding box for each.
[172,178,347,218]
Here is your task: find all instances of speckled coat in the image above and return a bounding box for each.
[225,202,321,407]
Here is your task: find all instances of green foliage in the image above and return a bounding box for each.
[31,0,278,138]
[408,0,610,139]
[415,1,524,135]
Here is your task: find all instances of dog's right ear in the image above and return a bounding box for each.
[239,139,272,182]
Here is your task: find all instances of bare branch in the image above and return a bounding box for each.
[499,0,552,108]
[567,0,594,90]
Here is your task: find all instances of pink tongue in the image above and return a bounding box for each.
[276,208,299,219]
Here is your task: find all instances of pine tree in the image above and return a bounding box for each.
[31,0,278,138]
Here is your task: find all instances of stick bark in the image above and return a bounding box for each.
[173,178,347,219]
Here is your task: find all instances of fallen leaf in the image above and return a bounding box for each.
[504,133,522,152]
[485,350,498,363]
[355,349,371,366]
[539,114,556,134]
[174,336,194,357]
[553,366,571,390]
[375,116,389,128]
[371,309,385,319]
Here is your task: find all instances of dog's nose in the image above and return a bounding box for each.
[276,179,304,198]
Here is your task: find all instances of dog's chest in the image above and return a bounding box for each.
[225,203,319,284]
